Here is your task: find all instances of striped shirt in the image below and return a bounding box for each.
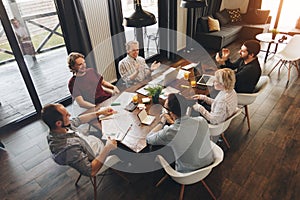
[118,55,151,83]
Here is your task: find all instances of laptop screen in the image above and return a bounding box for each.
[163,70,178,86]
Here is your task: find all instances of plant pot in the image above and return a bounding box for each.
[152,94,160,104]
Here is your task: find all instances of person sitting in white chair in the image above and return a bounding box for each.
[192,68,238,125]
[147,93,214,172]
[118,40,160,87]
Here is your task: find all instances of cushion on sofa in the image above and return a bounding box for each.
[214,9,231,26]
[243,9,270,24]
[208,16,220,32]
[226,8,242,23]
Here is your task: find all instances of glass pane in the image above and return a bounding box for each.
[0,21,35,127]
[0,0,71,128]
[10,0,70,104]
[121,0,159,58]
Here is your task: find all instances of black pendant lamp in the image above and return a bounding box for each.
[180,0,208,8]
[123,0,157,27]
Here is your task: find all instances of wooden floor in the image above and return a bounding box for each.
[0,40,299,200]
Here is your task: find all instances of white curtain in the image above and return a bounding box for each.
[220,0,249,14]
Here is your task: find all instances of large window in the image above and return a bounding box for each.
[0,0,70,128]
[262,0,299,30]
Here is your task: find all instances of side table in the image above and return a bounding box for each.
[255,33,292,63]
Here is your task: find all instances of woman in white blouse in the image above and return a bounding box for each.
[192,68,237,124]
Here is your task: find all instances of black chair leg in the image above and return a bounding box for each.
[0,141,4,148]
[75,174,82,185]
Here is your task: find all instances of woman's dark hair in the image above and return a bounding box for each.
[167,93,188,118]
[41,104,63,130]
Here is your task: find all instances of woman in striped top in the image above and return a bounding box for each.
[192,68,237,124]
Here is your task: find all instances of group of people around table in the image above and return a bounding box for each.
[42,39,262,176]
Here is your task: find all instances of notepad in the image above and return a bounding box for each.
[137,109,155,125]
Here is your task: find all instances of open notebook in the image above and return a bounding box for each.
[138,109,155,125]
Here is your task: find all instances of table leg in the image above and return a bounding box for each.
[274,43,279,54]
[264,43,272,63]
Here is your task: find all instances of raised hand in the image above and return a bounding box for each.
[192,94,204,100]
[151,61,161,71]
[98,107,117,116]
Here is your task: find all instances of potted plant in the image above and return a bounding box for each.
[271,28,279,40]
[144,85,163,104]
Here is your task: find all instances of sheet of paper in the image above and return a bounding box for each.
[121,132,147,153]
[160,86,180,100]
[182,62,197,70]
[136,85,151,96]
[102,114,147,152]
[177,69,186,79]
[101,107,134,140]
[112,92,137,109]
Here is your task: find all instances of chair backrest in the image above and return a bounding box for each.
[155,142,224,185]
[237,76,269,105]
[277,34,300,61]
[96,155,121,175]
[208,108,242,137]
[51,151,121,177]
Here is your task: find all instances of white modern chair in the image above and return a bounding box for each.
[53,154,127,200]
[208,108,242,149]
[144,27,159,54]
[75,155,128,200]
[237,76,269,130]
[155,142,224,200]
[268,34,300,86]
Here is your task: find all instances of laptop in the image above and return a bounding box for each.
[138,109,155,125]
[161,69,178,86]
[148,67,179,86]
[193,62,202,79]
[197,74,215,87]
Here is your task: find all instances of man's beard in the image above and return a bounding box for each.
[242,54,250,60]
[61,121,71,128]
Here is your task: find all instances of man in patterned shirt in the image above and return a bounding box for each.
[118,40,160,86]
[41,103,117,177]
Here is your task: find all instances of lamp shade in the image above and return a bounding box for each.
[180,0,208,8]
[123,0,157,27]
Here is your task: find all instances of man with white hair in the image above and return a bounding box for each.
[118,40,160,86]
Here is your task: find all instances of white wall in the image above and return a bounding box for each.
[81,0,117,83]
[177,1,187,51]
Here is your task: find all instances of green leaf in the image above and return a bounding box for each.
[144,85,163,96]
